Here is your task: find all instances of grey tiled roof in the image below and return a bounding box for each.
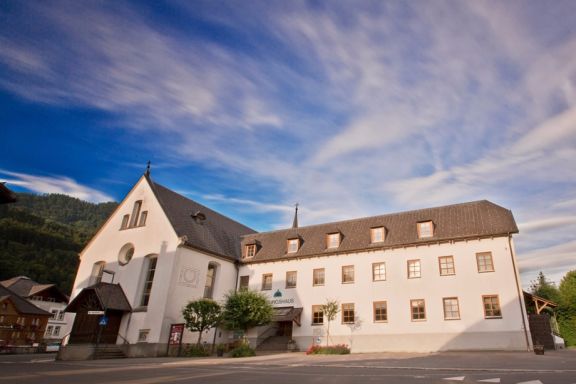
[66,283,131,312]
[0,285,51,316]
[241,200,518,263]
[1,276,68,302]
[150,178,256,260]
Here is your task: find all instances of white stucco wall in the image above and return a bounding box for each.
[238,236,531,352]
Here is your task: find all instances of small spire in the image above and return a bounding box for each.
[292,203,299,228]
[145,161,151,176]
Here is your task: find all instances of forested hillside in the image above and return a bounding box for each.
[0,193,117,294]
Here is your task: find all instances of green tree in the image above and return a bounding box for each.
[530,271,560,303]
[182,299,222,346]
[322,299,340,346]
[221,290,273,334]
[557,270,576,346]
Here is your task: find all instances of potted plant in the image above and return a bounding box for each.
[287,339,298,352]
[533,344,545,355]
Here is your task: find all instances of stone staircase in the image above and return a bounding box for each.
[93,345,127,359]
[256,336,291,352]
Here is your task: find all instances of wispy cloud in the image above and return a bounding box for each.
[1,1,575,283]
[0,170,113,203]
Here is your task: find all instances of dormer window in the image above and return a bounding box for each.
[370,227,385,243]
[326,233,341,249]
[287,238,300,253]
[417,221,434,238]
[245,244,256,258]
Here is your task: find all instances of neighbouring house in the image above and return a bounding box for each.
[0,285,51,348]
[61,170,532,359]
[0,276,72,343]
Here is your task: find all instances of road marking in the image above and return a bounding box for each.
[478,379,500,383]
[29,358,55,363]
[516,381,543,384]
[443,376,466,381]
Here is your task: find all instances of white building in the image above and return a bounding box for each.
[61,172,531,358]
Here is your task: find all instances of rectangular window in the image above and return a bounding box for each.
[373,301,388,322]
[53,326,60,336]
[483,295,502,318]
[372,262,386,281]
[313,268,325,286]
[342,303,355,324]
[245,244,256,258]
[239,275,249,290]
[411,299,426,321]
[326,233,341,249]
[312,305,324,325]
[138,211,148,226]
[45,325,53,336]
[130,200,142,228]
[342,265,355,284]
[140,257,157,307]
[120,214,129,230]
[443,297,461,320]
[261,273,272,290]
[50,309,58,320]
[417,221,433,238]
[287,238,299,253]
[286,271,297,288]
[439,256,455,276]
[58,311,65,321]
[370,227,385,243]
[138,329,150,342]
[407,259,421,278]
[476,252,495,272]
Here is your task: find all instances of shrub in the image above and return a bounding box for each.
[306,344,350,355]
[186,344,210,357]
[230,343,256,358]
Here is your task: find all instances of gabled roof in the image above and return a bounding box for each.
[0,285,51,316]
[149,178,257,260]
[0,276,68,302]
[66,282,131,313]
[241,200,518,263]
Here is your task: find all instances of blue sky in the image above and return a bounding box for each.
[1,1,575,287]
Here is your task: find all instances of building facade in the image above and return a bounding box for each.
[63,173,531,357]
[1,276,73,343]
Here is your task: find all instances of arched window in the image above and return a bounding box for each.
[90,261,106,285]
[203,263,218,299]
[139,255,158,307]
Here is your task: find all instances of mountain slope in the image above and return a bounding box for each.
[0,193,117,294]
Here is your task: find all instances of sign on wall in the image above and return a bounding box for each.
[177,267,200,288]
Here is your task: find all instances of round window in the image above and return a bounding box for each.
[118,243,135,266]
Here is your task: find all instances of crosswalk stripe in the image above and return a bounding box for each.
[443,377,466,381]
[478,379,500,383]
[516,381,543,384]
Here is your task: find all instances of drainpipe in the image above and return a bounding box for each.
[508,234,531,350]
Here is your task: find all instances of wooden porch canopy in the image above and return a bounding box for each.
[272,307,302,326]
[66,282,132,313]
[523,291,558,315]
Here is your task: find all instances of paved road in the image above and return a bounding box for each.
[1,350,575,384]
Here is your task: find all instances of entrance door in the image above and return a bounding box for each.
[69,311,123,344]
[276,321,293,337]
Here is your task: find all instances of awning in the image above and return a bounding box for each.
[273,307,302,326]
[66,282,132,313]
[523,291,558,315]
